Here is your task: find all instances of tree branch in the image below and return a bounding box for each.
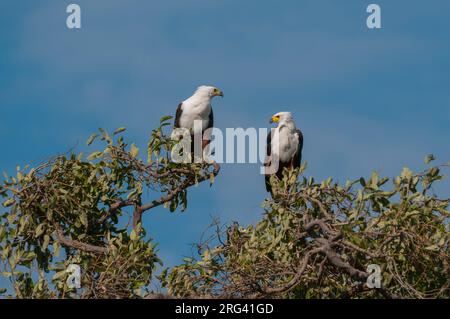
[140,164,220,213]
[54,224,107,254]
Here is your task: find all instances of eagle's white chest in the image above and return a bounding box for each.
[179,100,212,133]
[271,126,299,163]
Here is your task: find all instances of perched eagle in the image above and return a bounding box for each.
[264,112,303,196]
[174,85,223,159]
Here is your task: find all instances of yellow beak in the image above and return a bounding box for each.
[270,116,279,123]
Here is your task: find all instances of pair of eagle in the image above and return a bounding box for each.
[174,85,303,196]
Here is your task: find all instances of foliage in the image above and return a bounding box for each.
[1,117,448,299]
[164,161,449,299]
[0,117,218,298]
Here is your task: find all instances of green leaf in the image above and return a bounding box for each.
[80,212,88,227]
[127,188,138,200]
[2,246,10,259]
[169,198,178,212]
[424,154,436,164]
[99,128,112,144]
[113,127,127,135]
[53,241,60,257]
[35,223,46,238]
[359,177,366,187]
[130,144,139,158]
[2,198,15,207]
[130,230,138,241]
[0,225,5,241]
[160,115,173,123]
[401,167,413,179]
[87,151,103,161]
[370,171,378,188]
[52,270,67,281]
[42,234,50,251]
[429,167,439,177]
[86,133,99,146]
[425,245,438,251]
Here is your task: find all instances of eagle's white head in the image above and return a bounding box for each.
[270,111,294,125]
[194,85,224,98]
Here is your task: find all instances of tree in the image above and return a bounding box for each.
[0,119,448,299]
[0,117,219,298]
[164,162,449,299]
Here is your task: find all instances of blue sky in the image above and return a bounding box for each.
[1,0,449,290]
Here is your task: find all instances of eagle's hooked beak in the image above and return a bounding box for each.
[270,115,280,124]
[213,88,224,97]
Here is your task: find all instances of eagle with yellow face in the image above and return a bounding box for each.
[265,112,303,196]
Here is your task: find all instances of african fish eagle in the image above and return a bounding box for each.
[174,85,223,159]
[265,112,303,196]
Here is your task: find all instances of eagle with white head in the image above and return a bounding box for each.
[265,111,303,196]
[174,85,223,158]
